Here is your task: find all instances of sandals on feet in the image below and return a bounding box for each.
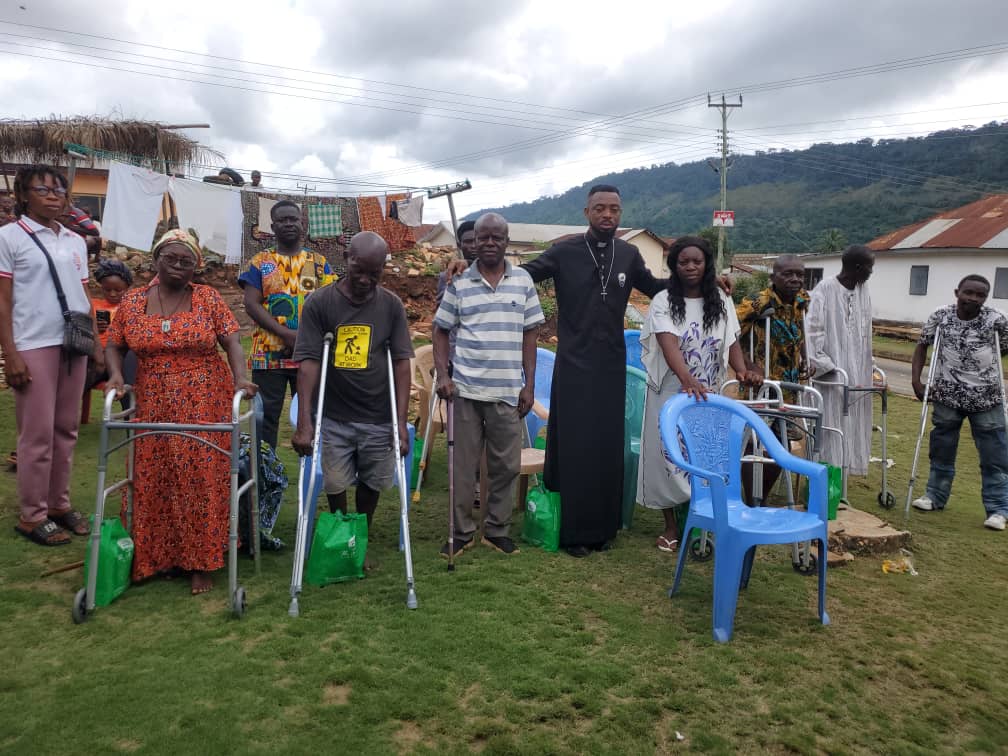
[50,509,90,536]
[14,519,71,546]
[656,535,679,553]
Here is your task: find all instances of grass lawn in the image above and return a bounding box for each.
[1,389,1006,754]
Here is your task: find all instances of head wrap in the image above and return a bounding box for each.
[152,228,202,268]
[94,257,134,286]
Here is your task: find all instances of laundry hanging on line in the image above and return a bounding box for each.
[168,177,244,263]
[308,203,342,238]
[257,196,278,234]
[101,161,169,252]
[391,194,424,226]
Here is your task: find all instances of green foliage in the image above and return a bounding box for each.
[731,271,770,304]
[816,227,848,253]
[468,122,1008,252]
[536,281,557,319]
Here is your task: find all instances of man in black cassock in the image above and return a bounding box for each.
[522,185,664,557]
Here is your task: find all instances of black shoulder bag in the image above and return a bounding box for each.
[18,220,96,358]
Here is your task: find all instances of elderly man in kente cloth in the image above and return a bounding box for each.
[736,254,810,385]
[524,185,665,556]
[805,245,875,477]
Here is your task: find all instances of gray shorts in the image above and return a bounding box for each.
[320,418,395,493]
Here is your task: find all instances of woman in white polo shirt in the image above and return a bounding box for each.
[0,165,104,546]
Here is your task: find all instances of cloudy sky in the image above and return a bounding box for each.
[3,0,1008,222]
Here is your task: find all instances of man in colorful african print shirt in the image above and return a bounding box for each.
[239,200,335,449]
[736,255,809,385]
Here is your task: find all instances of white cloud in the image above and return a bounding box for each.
[1,0,1006,223]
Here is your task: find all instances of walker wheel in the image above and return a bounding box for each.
[792,553,817,575]
[232,587,247,619]
[878,490,896,509]
[689,537,714,562]
[72,588,89,624]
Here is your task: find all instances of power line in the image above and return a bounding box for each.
[733,101,1008,133]
[729,129,1008,195]
[335,43,1008,182]
[5,24,1007,188]
[0,20,658,121]
[0,33,719,144]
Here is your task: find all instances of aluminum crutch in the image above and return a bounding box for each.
[872,365,895,508]
[288,332,333,618]
[446,390,456,572]
[905,326,942,520]
[388,347,419,609]
[996,331,1008,429]
[411,385,438,504]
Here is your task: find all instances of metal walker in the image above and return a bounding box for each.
[73,387,261,623]
[713,379,826,573]
[813,364,894,509]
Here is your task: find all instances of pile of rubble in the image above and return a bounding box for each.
[385,243,458,277]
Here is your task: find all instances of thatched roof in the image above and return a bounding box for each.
[0,116,220,169]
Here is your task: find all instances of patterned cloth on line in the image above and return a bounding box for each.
[308,203,343,238]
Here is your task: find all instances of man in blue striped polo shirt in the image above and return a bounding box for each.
[433,213,545,557]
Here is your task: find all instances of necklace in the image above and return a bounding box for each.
[155,285,187,333]
[583,234,615,302]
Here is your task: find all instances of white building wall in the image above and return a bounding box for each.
[634,236,670,278]
[806,249,1008,324]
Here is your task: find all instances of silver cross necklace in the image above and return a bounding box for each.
[583,234,615,302]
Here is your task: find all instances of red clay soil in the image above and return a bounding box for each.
[88,265,558,342]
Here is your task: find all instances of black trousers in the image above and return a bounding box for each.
[252,368,298,450]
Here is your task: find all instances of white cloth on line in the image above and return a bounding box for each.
[395,195,424,226]
[257,196,278,233]
[102,161,169,252]
[225,190,244,264]
[378,195,387,219]
[168,178,243,261]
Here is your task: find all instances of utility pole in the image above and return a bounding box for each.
[708,93,742,273]
[296,182,316,197]
[427,179,472,238]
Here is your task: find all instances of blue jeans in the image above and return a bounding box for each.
[926,402,1008,517]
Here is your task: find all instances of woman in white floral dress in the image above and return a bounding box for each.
[637,236,762,552]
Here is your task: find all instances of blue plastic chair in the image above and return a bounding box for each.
[622,366,648,529]
[624,330,644,371]
[525,347,556,445]
[288,395,414,552]
[659,394,830,643]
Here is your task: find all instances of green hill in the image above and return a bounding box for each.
[469,122,1008,253]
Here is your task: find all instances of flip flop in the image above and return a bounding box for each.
[14,519,71,546]
[656,535,679,553]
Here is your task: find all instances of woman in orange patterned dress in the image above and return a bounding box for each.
[105,229,257,595]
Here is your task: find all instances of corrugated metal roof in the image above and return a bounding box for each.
[506,223,589,243]
[868,194,1008,250]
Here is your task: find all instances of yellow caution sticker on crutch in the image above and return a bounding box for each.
[333,325,371,369]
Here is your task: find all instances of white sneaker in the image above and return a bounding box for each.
[983,513,1006,531]
[911,497,934,512]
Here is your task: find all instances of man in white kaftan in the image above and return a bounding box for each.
[806,246,875,476]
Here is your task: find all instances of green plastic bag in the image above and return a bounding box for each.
[410,437,424,489]
[305,512,368,586]
[83,516,133,607]
[803,464,843,520]
[522,485,561,552]
[827,464,843,520]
